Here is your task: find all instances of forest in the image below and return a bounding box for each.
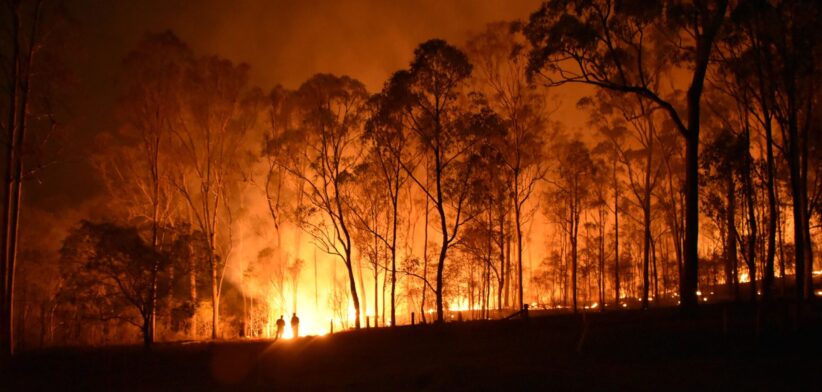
[0,0,820,363]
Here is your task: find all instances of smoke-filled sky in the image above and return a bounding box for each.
[23,0,560,329]
[79,0,543,90]
[30,0,550,212]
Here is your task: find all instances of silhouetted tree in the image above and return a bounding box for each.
[279,74,369,329]
[170,52,261,339]
[59,221,163,348]
[466,22,550,310]
[701,126,746,300]
[546,138,595,312]
[723,0,819,300]
[379,40,485,322]
[350,156,389,326]
[364,91,411,327]
[591,123,627,307]
[456,122,509,314]
[95,31,192,346]
[261,85,295,250]
[581,90,665,309]
[718,0,778,299]
[526,0,730,310]
[0,0,68,357]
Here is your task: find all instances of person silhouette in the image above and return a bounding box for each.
[290,313,300,338]
[275,315,285,340]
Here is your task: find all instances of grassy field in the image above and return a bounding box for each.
[3,302,820,391]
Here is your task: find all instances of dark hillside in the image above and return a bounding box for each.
[3,302,820,391]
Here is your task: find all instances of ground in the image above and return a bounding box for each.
[3,302,821,391]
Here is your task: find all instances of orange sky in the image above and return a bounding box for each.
[30,0,564,210]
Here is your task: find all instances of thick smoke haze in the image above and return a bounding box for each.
[28,0,550,212]
[3,0,819,387]
[18,0,551,339]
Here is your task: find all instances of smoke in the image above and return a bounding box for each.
[160,0,544,91]
[27,0,574,334]
[30,0,548,215]
[225,167,342,336]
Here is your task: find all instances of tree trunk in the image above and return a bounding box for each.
[372,226,379,328]
[680,0,726,311]
[434,150,449,323]
[504,221,511,309]
[641,119,654,310]
[727,175,739,301]
[3,55,28,359]
[786,98,807,300]
[210,246,219,339]
[742,132,758,304]
[374,253,378,328]
[642,206,651,310]
[0,5,21,359]
[505,226,512,306]
[436,242,447,323]
[570,197,578,313]
[681,131,700,311]
[148,155,160,346]
[421,194,428,323]
[760,84,777,302]
[355,255,366,328]
[777,199,787,296]
[142,313,151,349]
[346,255,362,329]
[799,86,814,301]
[599,206,605,310]
[613,155,620,307]
[497,220,505,312]
[189,243,198,338]
[651,236,659,302]
[390,192,398,327]
[514,174,524,310]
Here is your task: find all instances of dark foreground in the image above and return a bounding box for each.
[3,302,821,391]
